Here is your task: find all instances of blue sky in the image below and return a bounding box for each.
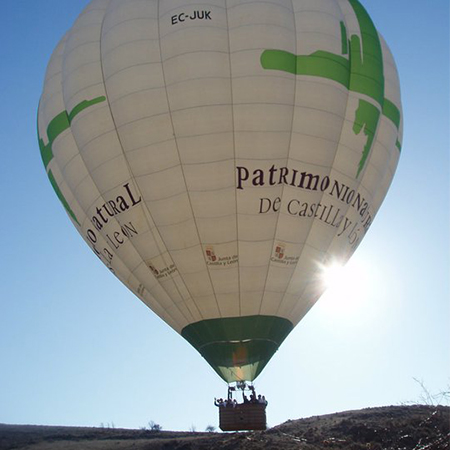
[0,0,448,431]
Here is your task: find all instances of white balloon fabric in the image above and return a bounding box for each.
[38,0,402,382]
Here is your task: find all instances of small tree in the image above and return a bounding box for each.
[205,425,216,432]
[148,421,162,431]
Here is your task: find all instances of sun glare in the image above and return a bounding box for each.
[321,262,346,290]
[318,258,372,314]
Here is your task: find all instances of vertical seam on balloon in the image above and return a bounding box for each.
[99,0,192,328]
[100,0,199,327]
[155,2,218,322]
[279,15,352,322]
[72,0,191,330]
[224,0,242,318]
[138,1,205,325]
[156,0,223,320]
[276,2,354,321]
[77,2,186,327]
[282,0,382,323]
[43,34,122,265]
[47,5,183,328]
[257,0,298,318]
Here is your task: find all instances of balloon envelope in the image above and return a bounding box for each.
[38,0,402,382]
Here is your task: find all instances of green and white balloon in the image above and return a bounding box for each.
[38,0,402,382]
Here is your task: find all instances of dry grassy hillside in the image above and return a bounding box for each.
[0,405,448,450]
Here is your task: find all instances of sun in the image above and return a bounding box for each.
[318,257,373,314]
[321,262,347,290]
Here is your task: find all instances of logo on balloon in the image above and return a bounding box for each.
[271,243,300,266]
[148,264,160,277]
[146,260,178,280]
[275,244,285,260]
[205,247,239,267]
[206,246,217,262]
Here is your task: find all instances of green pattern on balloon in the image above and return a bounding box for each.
[340,21,348,55]
[382,98,401,129]
[348,0,384,107]
[48,170,80,225]
[354,100,381,178]
[38,96,106,224]
[261,49,350,87]
[261,0,402,178]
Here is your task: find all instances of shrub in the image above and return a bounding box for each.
[148,421,162,431]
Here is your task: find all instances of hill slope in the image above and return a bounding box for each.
[0,405,448,450]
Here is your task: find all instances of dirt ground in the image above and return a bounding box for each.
[0,405,448,450]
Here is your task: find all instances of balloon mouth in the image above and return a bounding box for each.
[181,315,293,383]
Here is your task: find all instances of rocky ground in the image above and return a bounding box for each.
[0,405,448,450]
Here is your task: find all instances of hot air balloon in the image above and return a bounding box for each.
[38,0,402,427]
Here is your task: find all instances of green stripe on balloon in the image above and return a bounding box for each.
[348,0,385,107]
[260,0,402,177]
[340,21,348,55]
[260,2,386,108]
[182,315,293,382]
[260,50,350,87]
[39,96,106,170]
[48,170,80,225]
[38,96,106,224]
[260,48,400,132]
[68,97,107,123]
[39,111,69,170]
[382,98,401,130]
[354,100,381,178]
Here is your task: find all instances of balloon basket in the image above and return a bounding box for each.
[219,402,267,431]
[216,382,267,431]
